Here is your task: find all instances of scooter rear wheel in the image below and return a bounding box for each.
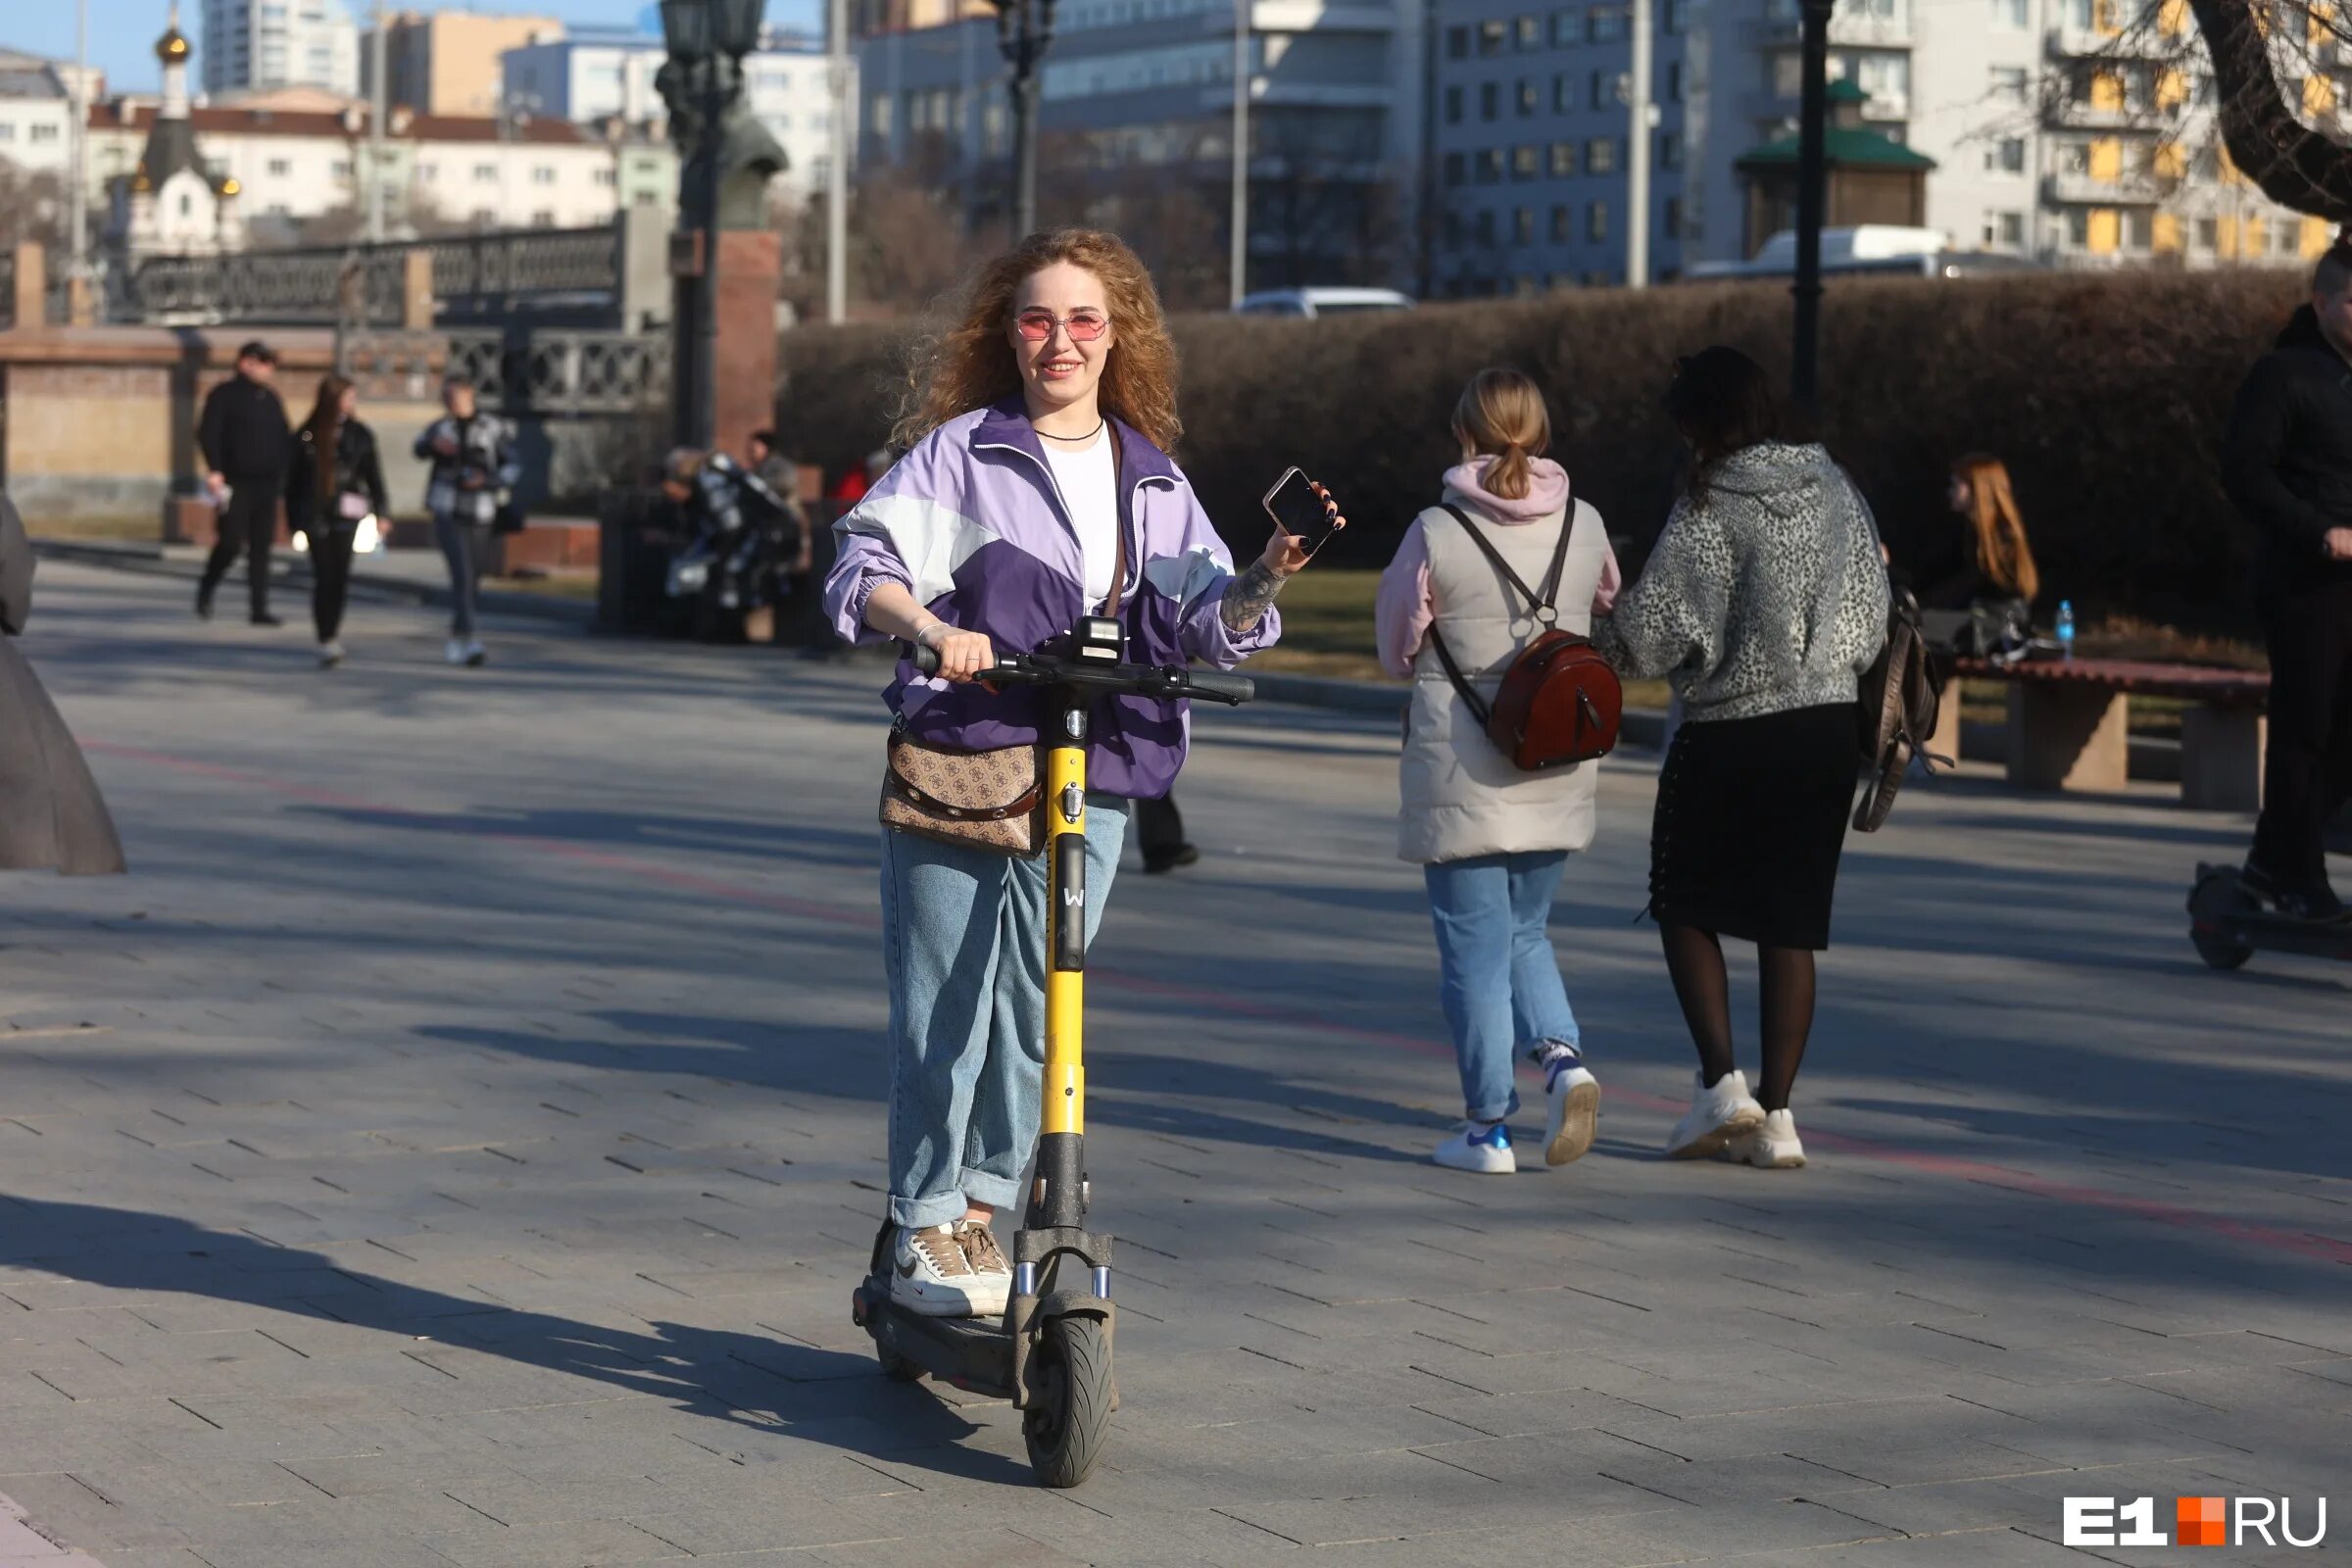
[2188,871,2256,971]
[876,1344,922,1383]
[1022,1315,1110,1488]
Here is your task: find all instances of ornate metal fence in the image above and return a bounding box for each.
[110,223,625,328]
[339,325,668,418]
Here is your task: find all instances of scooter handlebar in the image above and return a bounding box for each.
[906,641,1254,706]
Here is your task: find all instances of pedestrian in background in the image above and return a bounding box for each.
[2222,242,2352,924]
[1376,368,1618,1175]
[1134,795,1199,873]
[284,374,388,669]
[194,340,291,627]
[415,375,517,668]
[1593,347,1888,1171]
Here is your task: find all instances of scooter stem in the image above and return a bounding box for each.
[1034,690,1088,1230]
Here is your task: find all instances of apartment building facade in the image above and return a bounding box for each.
[1430,0,2337,291]
[373,10,564,119]
[200,0,362,97]
[0,50,98,180]
[856,0,1428,289]
[501,30,849,199]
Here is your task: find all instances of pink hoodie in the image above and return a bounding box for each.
[1374,456,1622,681]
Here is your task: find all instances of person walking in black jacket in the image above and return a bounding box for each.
[285,373,389,667]
[2223,243,2352,922]
[195,341,293,626]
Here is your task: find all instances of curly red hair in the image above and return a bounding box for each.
[893,228,1182,455]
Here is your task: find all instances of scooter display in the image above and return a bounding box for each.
[2185,863,2352,970]
[850,617,1252,1488]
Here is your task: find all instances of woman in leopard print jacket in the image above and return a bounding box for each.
[1592,346,1888,1174]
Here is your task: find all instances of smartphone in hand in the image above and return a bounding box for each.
[1261,466,1345,560]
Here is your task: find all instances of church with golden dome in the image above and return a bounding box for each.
[105,2,245,264]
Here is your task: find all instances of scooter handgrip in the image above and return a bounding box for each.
[1185,671,1255,706]
[909,642,942,675]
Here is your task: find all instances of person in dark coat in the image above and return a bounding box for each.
[285,373,390,668]
[2222,242,2352,923]
[0,494,126,876]
[195,340,293,627]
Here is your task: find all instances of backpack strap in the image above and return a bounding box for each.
[1439,502,1575,626]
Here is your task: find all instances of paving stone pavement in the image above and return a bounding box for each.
[0,563,2345,1568]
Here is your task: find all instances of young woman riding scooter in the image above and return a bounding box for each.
[822,228,1335,1319]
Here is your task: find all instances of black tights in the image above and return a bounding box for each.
[1658,922,1816,1112]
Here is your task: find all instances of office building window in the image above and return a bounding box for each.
[1990,66,2029,103]
[633,188,659,207]
[1517,14,1541,47]
[1992,0,2029,24]
[1445,151,1466,185]
[1475,208,1497,243]
[1447,24,1469,57]
[1987,136,2027,172]
[532,209,555,227]
[1590,4,1623,42]
[532,166,556,185]
[1664,195,1683,237]
[595,168,615,186]
[1658,129,1682,170]
[1444,211,1463,247]
[1587,135,1617,173]
[1515,206,1535,244]
[1551,9,1579,44]
[2195,215,2218,250]
[1480,19,1506,52]
[1518,78,1539,115]
[1476,147,1504,182]
[1588,199,1609,240]
[1514,144,1541,178]
[1998,211,2026,247]
[1553,74,1574,111]
[2278,218,2303,256]
[474,163,497,182]
[1446,85,1463,122]
[268,158,291,176]
[0,124,14,144]
[1551,203,1571,240]
[1482,81,1499,119]
[1667,61,1683,101]
[1550,140,1576,175]
[1664,0,1686,29]
[2066,208,2089,246]
[1590,69,1610,107]
[2128,209,2155,250]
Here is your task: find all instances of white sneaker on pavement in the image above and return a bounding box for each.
[1665,1069,1765,1159]
[318,640,346,668]
[1727,1108,1807,1169]
[888,1223,990,1317]
[954,1220,1013,1314]
[464,640,488,667]
[1434,1120,1516,1174]
[446,639,469,665]
[1544,1059,1600,1166]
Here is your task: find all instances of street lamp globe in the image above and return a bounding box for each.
[660,0,713,60]
[711,0,766,56]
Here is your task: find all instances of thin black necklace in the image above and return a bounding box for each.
[1039,417,1106,444]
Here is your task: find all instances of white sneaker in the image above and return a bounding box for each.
[888,1223,988,1317]
[446,638,469,665]
[1665,1069,1766,1159]
[318,640,346,668]
[1434,1120,1516,1174]
[1543,1059,1600,1167]
[464,640,487,667]
[954,1219,1013,1314]
[1728,1108,1807,1169]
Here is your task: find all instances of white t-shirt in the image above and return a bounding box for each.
[1043,432,1120,612]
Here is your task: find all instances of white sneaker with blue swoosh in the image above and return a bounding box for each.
[1434,1120,1515,1174]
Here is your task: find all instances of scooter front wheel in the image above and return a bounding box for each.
[1022,1314,1111,1488]
[2187,870,2256,971]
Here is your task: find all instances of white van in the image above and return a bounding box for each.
[1234,287,1417,318]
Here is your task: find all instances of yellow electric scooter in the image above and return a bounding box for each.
[851,614,1253,1488]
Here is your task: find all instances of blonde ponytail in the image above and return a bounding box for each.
[1451,368,1550,502]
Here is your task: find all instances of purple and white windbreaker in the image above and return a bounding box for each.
[823,398,1280,800]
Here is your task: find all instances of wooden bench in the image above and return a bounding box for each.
[1942,656,2271,810]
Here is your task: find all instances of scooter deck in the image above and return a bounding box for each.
[2191,864,2352,961]
[853,1278,1015,1398]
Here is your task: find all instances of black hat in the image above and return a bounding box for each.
[236,339,276,365]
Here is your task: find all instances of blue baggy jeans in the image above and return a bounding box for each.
[1424,851,1582,1123]
[881,797,1130,1230]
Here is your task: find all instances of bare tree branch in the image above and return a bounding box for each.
[2190,0,2352,220]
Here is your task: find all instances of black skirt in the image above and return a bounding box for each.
[1649,704,1858,951]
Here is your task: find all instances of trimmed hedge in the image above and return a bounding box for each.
[777,271,2302,631]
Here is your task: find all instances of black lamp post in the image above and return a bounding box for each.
[1788,0,1834,418]
[661,0,765,450]
[988,0,1059,237]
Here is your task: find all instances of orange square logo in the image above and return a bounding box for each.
[2177,1496,2227,1547]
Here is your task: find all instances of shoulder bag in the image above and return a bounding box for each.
[879,443,1127,857]
[1425,503,1623,771]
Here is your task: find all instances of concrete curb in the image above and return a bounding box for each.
[31,537,597,628]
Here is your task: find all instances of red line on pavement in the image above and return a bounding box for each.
[91,740,2352,1269]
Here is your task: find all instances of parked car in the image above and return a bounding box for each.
[1680,225,2043,282]
[1235,287,1417,318]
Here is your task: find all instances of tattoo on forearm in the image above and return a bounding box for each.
[1220,560,1287,633]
